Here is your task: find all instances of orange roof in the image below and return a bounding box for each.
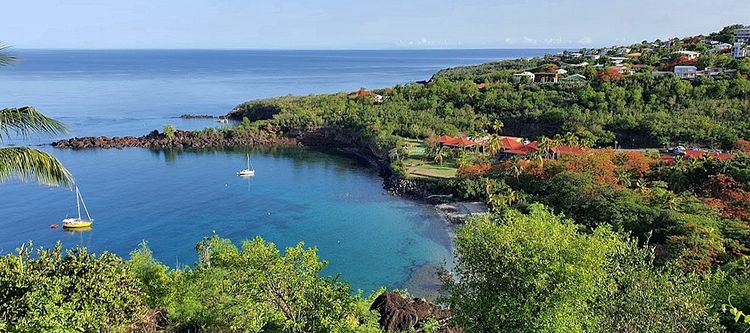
[683,150,733,160]
[500,137,524,150]
[439,135,478,147]
[352,88,375,97]
[500,139,538,156]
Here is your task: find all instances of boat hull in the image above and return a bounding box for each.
[62,218,93,229]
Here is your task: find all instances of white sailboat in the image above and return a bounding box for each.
[62,186,94,229]
[237,154,256,177]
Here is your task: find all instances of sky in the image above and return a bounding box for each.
[3,0,749,49]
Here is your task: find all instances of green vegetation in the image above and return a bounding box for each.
[0,243,144,332]
[2,237,382,332]
[443,205,723,332]
[6,25,750,332]
[163,124,176,139]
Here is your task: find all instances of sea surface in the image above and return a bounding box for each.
[0,49,554,293]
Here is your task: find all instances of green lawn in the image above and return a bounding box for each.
[401,138,458,179]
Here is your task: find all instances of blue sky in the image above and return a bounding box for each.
[4,0,749,49]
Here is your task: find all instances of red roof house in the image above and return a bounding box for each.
[439,135,479,148]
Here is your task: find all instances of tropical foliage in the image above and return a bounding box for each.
[1,237,382,332]
[0,46,72,187]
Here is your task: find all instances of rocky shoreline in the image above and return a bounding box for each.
[51,130,297,150]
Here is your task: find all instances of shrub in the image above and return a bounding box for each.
[163,124,177,139]
[0,243,145,332]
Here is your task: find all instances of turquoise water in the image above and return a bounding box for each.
[0,49,555,292]
[0,147,452,292]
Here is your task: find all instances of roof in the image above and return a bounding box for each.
[683,150,733,160]
[676,50,701,55]
[499,139,538,156]
[674,65,697,71]
[351,88,376,97]
[439,135,479,147]
[562,74,587,81]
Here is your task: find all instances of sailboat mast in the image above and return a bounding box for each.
[76,187,82,219]
[78,188,93,221]
[247,154,250,170]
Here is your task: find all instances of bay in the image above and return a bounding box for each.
[0,49,554,292]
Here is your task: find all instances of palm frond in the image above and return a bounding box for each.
[0,43,16,66]
[0,147,74,187]
[0,107,68,142]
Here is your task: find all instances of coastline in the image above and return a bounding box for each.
[51,130,486,224]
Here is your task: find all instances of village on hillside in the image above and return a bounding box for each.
[514,26,749,83]
[380,27,750,180]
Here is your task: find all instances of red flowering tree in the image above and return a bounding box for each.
[596,67,624,81]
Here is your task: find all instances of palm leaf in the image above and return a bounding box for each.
[0,147,73,187]
[0,43,16,66]
[0,107,67,142]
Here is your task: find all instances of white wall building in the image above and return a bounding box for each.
[736,28,750,43]
[512,72,535,82]
[733,43,748,59]
[675,50,701,60]
[674,66,698,79]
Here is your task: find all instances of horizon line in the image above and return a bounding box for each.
[10,46,575,52]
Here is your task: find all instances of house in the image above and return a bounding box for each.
[610,57,628,64]
[585,54,601,60]
[627,52,642,58]
[350,88,383,103]
[714,43,733,51]
[733,43,747,59]
[705,67,724,76]
[533,73,559,83]
[497,137,538,158]
[674,66,698,79]
[675,51,700,60]
[556,68,568,75]
[736,28,750,43]
[561,74,587,82]
[612,65,632,75]
[512,71,535,82]
[682,150,733,161]
[439,135,480,149]
[567,62,589,68]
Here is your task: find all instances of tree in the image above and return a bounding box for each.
[163,124,176,139]
[442,205,621,332]
[129,236,381,332]
[434,147,447,165]
[442,205,724,333]
[486,135,504,156]
[491,120,504,134]
[0,46,72,187]
[0,243,145,332]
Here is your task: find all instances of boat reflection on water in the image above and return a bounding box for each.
[63,227,92,233]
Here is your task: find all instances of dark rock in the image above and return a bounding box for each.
[370,291,460,333]
[179,114,216,119]
[52,129,298,150]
